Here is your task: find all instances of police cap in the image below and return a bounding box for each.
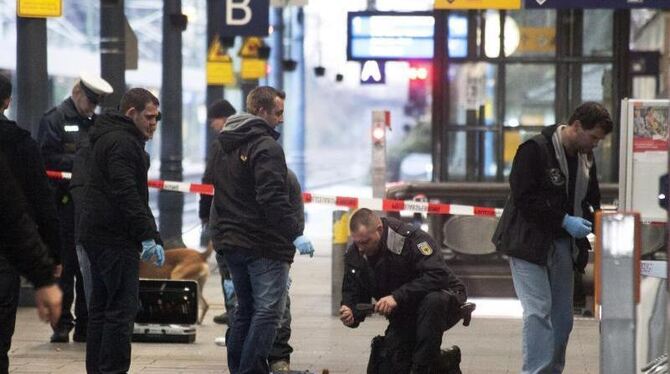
[79,73,113,105]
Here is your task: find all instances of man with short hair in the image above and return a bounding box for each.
[210,86,304,373]
[38,73,113,343]
[492,101,613,373]
[340,208,466,374]
[79,88,165,373]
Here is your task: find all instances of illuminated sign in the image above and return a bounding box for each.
[360,61,386,85]
[347,11,434,61]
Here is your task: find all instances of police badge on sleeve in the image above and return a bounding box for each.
[417,241,433,256]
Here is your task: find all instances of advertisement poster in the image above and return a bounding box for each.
[632,103,670,153]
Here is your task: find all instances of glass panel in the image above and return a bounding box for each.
[447,12,468,58]
[583,9,613,57]
[504,64,555,127]
[582,64,612,103]
[507,10,556,57]
[447,63,497,125]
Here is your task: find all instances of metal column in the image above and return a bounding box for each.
[16,17,48,136]
[285,7,305,188]
[100,0,126,109]
[159,0,185,243]
[205,0,225,157]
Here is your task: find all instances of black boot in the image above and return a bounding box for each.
[436,345,462,374]
[213,312,229,325]
[50,325,72,343]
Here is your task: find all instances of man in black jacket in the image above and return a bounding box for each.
[79,88,164,374]
[0,74,63,373]
[37,73,113,343]
[199,99,237,326]
[340,208,466,374]
[492,102,612,374]
[210,86,302,374]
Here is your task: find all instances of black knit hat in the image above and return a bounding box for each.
[208,99,236,119]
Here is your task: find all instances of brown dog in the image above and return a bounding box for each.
[139,243,213,324]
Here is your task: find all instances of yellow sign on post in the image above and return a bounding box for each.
[17,0,62,18]
[434,0,521,9]
[240,59,267,80]
[207,36,235,86]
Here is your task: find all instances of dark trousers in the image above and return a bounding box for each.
[268,292,293,364]
[0,266,20,374]
[372,291,461,374]
[85,244,139,374]
[55,198,87,332]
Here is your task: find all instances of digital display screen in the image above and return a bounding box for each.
[136,279,198,325]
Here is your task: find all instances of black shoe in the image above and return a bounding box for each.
[435,345,462,374]
[213,312,229,325]
[50,327,71,343]
[72,329,87,342]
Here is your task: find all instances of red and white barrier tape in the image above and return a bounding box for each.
[47,170,503,217]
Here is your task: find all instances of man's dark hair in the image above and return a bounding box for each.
[120,88,159,114]
[0,74,11,103]
[349,208,378,232]
[246,86,285,116]
[208,99,236,119]
[568,101,613,134]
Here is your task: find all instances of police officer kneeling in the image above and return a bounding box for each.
[339,208,467,374]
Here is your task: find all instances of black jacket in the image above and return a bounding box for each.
[0,151,55,288]
[78,111,160,251]
[0,115,61,264]
[493,125,600,269]
[37,98,94,197]
[198,140,220,221]
[209,113,300,263]
[341,217,466,327]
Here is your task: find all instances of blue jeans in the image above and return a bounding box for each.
[223,248,289,374]
[216,251,237,321]
[509,237,574,374]
[76,244,92,309]
[85,245,140,374]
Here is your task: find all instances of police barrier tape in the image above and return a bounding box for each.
[47,170,504,217]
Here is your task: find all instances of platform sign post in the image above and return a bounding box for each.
[371,110,390,199]
[596,212,640,374]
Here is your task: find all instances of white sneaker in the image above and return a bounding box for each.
[214,335,226,346]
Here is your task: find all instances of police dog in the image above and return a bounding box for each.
[139,242,213,324]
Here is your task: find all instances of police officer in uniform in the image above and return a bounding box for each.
[340,208,467,374]
[37,73,113,343]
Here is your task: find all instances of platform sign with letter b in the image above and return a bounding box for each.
[219,0,270,37]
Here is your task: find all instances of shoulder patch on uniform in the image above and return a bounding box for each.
[386,228,406,255]
[417,241,433,256]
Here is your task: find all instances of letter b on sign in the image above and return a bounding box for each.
[220,0,269,37]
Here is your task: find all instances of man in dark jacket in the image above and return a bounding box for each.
[210,86,303,374]
[37,73,113,343]
[492,102,612,374]
[199,99,237,325]
[79,88,164,374]
[340,208,466,374]
[0,74,63,373]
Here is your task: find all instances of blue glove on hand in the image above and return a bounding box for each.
[561,215,592,239]
[141,239,165,267]
[293,235,315,257]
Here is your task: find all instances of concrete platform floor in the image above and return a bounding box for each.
[8,250,599,373]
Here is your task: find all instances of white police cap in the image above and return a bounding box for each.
[79,73,113,103]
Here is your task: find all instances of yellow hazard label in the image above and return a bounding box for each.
[206,61,235,86]
[434,0,521,9]
[238,37,263,59]
[208,36,232,62]
[240,58,267,80]
[333,212,350,245]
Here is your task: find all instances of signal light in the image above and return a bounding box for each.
[372,123,386,146]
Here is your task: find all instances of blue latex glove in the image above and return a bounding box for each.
[293,235,315,257]
[141,239,165,267]
[561,215,592,239]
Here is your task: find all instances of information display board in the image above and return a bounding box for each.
[619,99,669,222]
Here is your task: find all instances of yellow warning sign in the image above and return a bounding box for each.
[18,0,62,18]
[208,36,230,62]
[434,0,520,9]
[238,37,263,59]
[207,62,235,86]
[240,59,267,80]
